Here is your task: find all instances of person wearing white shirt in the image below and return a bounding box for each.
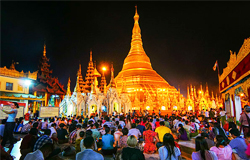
[24,143,53,160]
[49,123,57,137]
[76,136,104,160]
[114,126,123,146]
[128,123,141,139]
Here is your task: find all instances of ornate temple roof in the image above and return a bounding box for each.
[115,6,179,95]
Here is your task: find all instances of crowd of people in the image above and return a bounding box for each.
[1,102,250,160]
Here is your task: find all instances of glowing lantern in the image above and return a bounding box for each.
[146,106,150,110]
[173,106,177,110]
[161,106,166,110]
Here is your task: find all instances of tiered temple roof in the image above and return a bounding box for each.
[84,50,94,92]
[77,64,85,93]
[33,44,66,96]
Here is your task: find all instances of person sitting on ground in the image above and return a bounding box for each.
[114,125,123,147]
[143,123,159,154]
[177,123,189,140]
[76,136,104,160]
[128,123,141,140]
[200,132,215,149]
[14,117,24,133]
[192,136,217,160]
[33,129,52,151]
[75,131,84,153]
[155,121,172,149]
[229,128,248,160]
[118,135,145,160]
[20,128,38,160]
[81,130,97,151]
[57,123,68,144]
[244,132,250,158]
[0,135,14,160]
[75,124,84,140]
[24,142,53,160]
[49,123,57,138]
[21,121,33,134]
[136,120,146,137]
[210,135,233,160]
[91,123,101,141]
[155,118,160,129]
[101,127,116,156]
[159,133,181,160]
[41,118,48,131]
[119,128,129,149]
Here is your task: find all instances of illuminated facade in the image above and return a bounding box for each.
[219,37,250,121]
[0,61,43,113]
[186,84,223,112]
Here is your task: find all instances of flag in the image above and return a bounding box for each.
[213,61,218,71]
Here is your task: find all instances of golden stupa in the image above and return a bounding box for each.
[115,7,181,111]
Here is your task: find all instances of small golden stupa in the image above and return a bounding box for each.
[115,6,181,111]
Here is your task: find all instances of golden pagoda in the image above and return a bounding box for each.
[115,6,181,111]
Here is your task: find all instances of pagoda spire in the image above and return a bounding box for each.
[74,74,80,92]
[194,86,197,99]
[110,63,116,88]
[127,6,148,59]
[187,86,190,99]
[43,43,46,57]
[66,77,71,96]
[90,49,93,62]
[211,91,215,99]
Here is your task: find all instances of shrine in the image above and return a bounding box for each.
[31,44,66,111]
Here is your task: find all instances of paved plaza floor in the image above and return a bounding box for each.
[9,134,191,160]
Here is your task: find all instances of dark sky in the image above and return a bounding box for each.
[2,1,250,97]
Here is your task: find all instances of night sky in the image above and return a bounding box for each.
[2,2,250,97]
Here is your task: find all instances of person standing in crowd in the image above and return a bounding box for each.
[228,128,248,159]
[239,105,250,138]
[219,107,227,126]
[76,136,104,160]
[192,136,217,160]
[143,123,159,154]
[210,135,233,160]
[0,102,19,148]
[159,133,181,160]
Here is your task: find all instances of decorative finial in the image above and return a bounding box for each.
[135,5,138,14]
[67,77,71,96]
[90,49,93,62]
[43,43,46,57]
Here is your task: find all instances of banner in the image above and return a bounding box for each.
[39,107,59,118]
